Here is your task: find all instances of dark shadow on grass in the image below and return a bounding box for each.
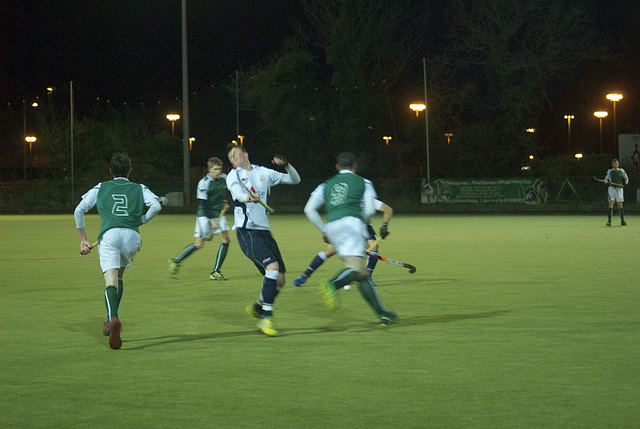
[120,310,510,348]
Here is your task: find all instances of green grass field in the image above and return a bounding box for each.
[1,213,638,428]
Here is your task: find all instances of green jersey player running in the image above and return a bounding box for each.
[304,152,397,327]
[75,153,162,349]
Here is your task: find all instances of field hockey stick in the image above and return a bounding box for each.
[80,240,99,256]
[234,168,275,213]
[241,181,275,213]
[367,237,381,252]
[593,176,624,186]
[366,251,416,273]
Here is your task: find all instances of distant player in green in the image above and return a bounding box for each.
[601,159,629,226]
[74,153,162,349]
[169,157,231,280]
[304,152,397,327]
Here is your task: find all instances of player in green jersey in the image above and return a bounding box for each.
[304,152,397,327]
[74,153,162,349]
[602,159,629,226]
[169,157,232,279]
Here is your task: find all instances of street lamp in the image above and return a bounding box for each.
[445,133,452,144]
[166,114,180,136]
[409,103,426,117]
[237,135,245,147]
[25,136,37,174]
[188,137,195,151]
[606,93,623,154]
[383,136,392,145]
[564,115,574,150]
[22,100,39,180]
[593,111,608,154]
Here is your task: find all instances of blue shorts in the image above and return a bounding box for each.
[235,228,286,274]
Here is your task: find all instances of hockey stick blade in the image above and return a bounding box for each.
[367,252,416,273]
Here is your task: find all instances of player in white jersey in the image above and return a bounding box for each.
[74,153,161,349]
[226,144,301,336]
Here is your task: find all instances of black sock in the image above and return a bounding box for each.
[608,208,613,222]
[620,208,625,222]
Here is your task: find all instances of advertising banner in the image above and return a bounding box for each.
[421,178,544,204]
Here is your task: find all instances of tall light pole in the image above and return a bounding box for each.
[409,58,431,183]
[22,100,38,180]
[564,115,574,151]
[181,0,191,206]
[70,81,74,203]
[606,93,623,155]
[593,111,608,154]
[166,114,180,136]
[46,83,73,201]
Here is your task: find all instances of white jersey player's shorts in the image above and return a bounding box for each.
[325,216,368,258]
[194,215,229,238]
[608,186,624,203]
[98,228,142,272]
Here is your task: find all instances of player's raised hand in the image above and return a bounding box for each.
[272,155,288,167]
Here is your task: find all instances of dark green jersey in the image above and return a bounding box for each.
[607,169,626,187]
[196,173,227,218]
[323,171,366,222]
[96,178,144,239]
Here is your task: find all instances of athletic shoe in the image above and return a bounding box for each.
[379,311,399,327]
[245,303,262,319]
[257,318,278,337]
[103,321,110,336]
[210,270,228,280]
[319,279,341,311]
[293,274,308,286]
[108,317,122,350]
[168,260,179,278]
[621,221,627,226]
[606,221,611,226]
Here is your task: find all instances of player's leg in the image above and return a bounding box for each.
[607,189,615,226]
[294,245,336,286]
[236,229,280,336]
[170,217,208,277]
[210,218,230,280]
[618,200,626,225]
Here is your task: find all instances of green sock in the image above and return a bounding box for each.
[105,286,118,319]
[116,279,124,310]
[213,242,229,272]
[358,278,386,315]
[331,268,361,290]
[174,244,197,263]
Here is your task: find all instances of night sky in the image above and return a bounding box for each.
[2,0,639,161]
[2,0,304,105]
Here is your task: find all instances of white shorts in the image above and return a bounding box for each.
[325,216,368,258]
[98,228,142,273]
[194,216,229,238]
[608,186,624,203]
